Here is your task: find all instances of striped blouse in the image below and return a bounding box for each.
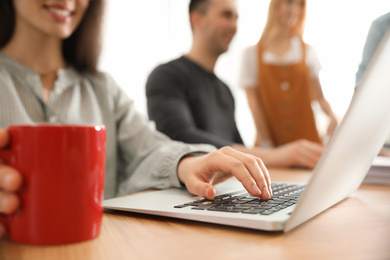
[0,52,215,199]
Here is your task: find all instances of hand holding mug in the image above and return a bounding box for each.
[0,129,22,238]
[0,124,106,245]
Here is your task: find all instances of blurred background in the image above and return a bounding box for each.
[99,0,390,146]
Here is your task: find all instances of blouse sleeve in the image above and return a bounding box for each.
[305,44,322,79]
[239,45,259,89]
[104,73,216,196]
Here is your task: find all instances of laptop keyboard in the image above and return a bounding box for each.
[174,183,305,215]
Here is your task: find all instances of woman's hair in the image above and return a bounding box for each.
[0,1,15,49]
[260,0,307,42]
[0,0,105,73]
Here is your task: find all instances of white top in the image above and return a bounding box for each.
[239,36,322,88]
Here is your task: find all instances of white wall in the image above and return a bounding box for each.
[99,0,390,146]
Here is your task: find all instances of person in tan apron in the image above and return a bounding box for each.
[241,0,337,149]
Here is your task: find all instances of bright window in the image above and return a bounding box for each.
[100,0,390,145]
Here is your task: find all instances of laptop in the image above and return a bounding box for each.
[103,29,390,232]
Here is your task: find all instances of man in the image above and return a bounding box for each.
[146,0,324,169]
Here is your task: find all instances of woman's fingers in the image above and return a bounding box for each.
[0,128,21,238]
[295,148,320,168]
[0,128,22,193]
[0,165,23,192]
[0,166,21,214]
[178,147,273,200]
[379,147,390,157]
[298,142,323,168]
[217,147,272,199]
[0,129,9,148]
[189,177,216,200]
[192,147,272,200]
[0,191,20,214]
[284,140,323,168]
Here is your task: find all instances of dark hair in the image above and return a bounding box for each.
[0,0,105,73]
[0,0,15,48]
[189,0,210,15]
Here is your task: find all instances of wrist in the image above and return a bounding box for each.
[177,152,206,186]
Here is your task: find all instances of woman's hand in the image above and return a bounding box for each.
[267,139,324,169]
[326,116,338,137]
[0,129,23,238]
[177,146,272,200]
[379,146,390,157]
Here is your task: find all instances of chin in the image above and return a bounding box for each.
[217,47,229,56]
[223,44,231,53]
[51,28,76,39]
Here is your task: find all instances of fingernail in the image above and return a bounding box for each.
[252,184,261,196]
[268,186,273,196]
[262,187,271,199]
[204,186,210,198]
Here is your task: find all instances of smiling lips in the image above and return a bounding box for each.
[45,5,74,22]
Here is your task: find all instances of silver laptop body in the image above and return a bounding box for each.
[103,29,390,232]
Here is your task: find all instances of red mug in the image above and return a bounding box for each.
[0,124,106,245]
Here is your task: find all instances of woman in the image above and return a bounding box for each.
[240,0,337,148]
[0,0,271,238]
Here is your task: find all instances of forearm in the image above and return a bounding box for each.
[311,78,337,122]
[245,88,273,146]
[318,99,337,121]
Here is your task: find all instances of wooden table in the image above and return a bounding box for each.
[1,168,390,260]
